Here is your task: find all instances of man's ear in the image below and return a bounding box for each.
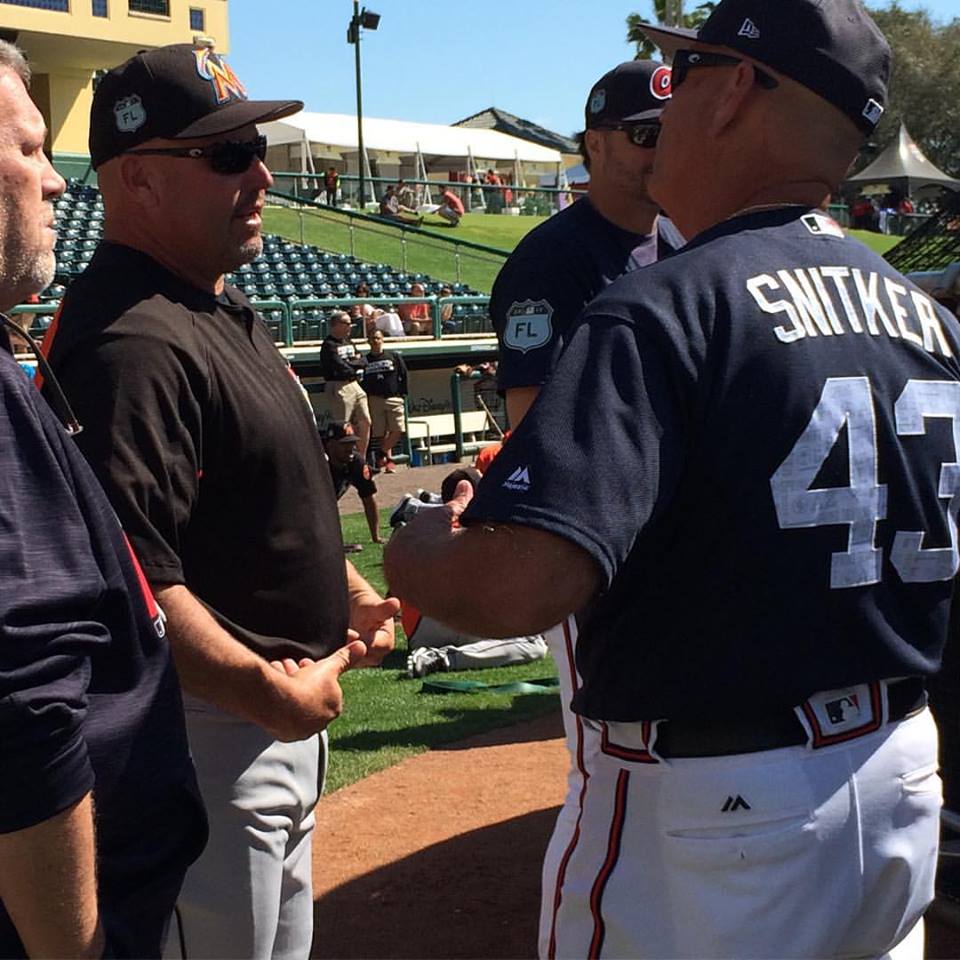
[115,154,164,210]
[583,129,604,169]
[706,61,759,137]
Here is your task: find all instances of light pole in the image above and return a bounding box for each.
[347,2,380,210]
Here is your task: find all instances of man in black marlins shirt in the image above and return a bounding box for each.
[0,40,205,959]
[388,1,959,956]
[44,44,397,960]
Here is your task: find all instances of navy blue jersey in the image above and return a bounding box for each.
[466,207,960,722]
[491,198,683,392]
[0,334,205,956]
[363,350,407,397]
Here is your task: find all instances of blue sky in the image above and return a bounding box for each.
[228,0,957,141]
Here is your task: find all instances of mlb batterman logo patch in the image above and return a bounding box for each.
[114,95,146,133]
[504,300,553,354]
[589,89,606,116]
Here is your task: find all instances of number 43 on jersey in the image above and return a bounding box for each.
[771,377,960,589]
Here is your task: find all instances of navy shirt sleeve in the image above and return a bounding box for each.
[0,357,106,832]
[491,252,586,392]
[52,325,204,586]
[464,310,693,586]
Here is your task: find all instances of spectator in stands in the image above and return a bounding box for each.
[364,329,408,472]
[322,422,382,546]
[370,306,405,338]
[43,44,397,960]
[352,280,376,329]
[437,187,465,227]
[0,39,206,958]
[398,281,432,334]
[391,468,548,678]
[320,310,372,459]
[379,184,422,226]
[438,283,457,332]
[324,166,339,206]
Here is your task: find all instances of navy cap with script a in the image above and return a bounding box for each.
[637,0,890,135]
[89,42,303,169]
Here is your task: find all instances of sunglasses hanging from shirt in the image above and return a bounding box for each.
[122,134,268,175]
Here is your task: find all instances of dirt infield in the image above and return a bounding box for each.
[311,711,566,959]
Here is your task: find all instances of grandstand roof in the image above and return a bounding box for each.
[847,124,959,191]
[260,112,563,165]
[453,108,579,156]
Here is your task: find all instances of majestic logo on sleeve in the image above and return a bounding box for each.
[194,49,248,104]
[114,95,146,133]
[503,300,553,353]
[650,65,672,100]
[502,465,531,491]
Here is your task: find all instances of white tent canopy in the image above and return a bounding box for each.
[846,124,959,193]
[261,111,562,168]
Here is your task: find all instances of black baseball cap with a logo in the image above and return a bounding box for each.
[89,43,303,169]
[584,60,672,129]
[637,0,889,135]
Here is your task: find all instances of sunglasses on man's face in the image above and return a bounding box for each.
[123,135,268,175]
[671,50,779,90]
[595,122,661,149]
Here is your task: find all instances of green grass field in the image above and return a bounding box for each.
[264,206,905,297]
[263,207,543,294]
[330,511,559,794]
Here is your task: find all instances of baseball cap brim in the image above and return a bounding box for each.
[620,106,668,123]
[175,98,303,139]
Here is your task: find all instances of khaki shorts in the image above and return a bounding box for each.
[328,380,370,427]
[369,395,405,435]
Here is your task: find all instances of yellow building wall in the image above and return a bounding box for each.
[2,0,230,155]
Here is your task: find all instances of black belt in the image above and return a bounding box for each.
[653,678,927,759]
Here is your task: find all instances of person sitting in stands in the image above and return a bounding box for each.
[398,281,431,335]
[369,307,405,338]
[321,422,382,548]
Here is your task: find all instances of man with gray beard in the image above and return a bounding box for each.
[0,40,206,958]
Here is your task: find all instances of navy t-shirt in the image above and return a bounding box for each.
[466,207,960,721]
[0,333,205,955]
[491,197,683,392]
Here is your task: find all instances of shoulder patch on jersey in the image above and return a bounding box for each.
[801,213,845,239]
[503,300,553,354]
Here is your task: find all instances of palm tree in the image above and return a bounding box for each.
[627,0,715,60]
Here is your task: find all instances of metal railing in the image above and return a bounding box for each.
[265,187,508,293]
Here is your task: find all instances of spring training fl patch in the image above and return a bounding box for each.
[503,300,553,353]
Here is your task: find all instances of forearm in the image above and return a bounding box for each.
[363,497,382,542]
[505,386,541,429]
[0,794,104,960]
[384,517,600,637]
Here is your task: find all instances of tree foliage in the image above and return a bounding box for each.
[863,3,960,178]
[626,1,715,61]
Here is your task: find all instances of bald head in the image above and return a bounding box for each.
[649,48,864,238]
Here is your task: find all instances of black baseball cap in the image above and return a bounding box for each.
[584,60,672,129]
[89,43,303,169]
[322,422,359,443]
[636,0,889,135]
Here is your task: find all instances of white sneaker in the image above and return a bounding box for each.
[406,647,450,679]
